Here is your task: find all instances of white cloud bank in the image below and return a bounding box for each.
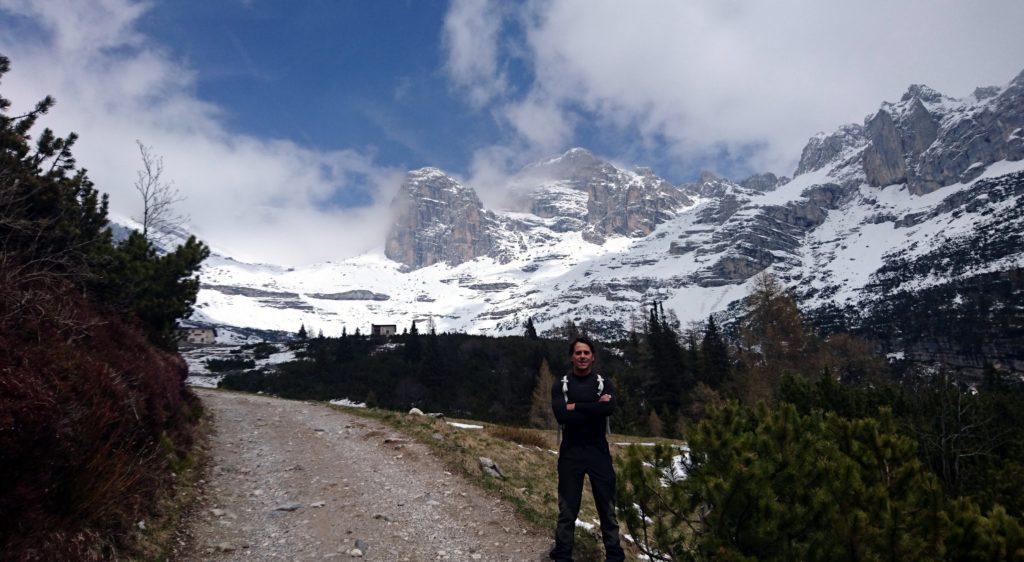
[445,0,1024,177]
[0,0,402,265]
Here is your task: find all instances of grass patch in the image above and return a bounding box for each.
[485,425,553,449]
[334,405,682,561]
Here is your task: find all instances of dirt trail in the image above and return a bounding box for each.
[174,390,551,561]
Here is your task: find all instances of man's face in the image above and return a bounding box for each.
[572,342,594,373]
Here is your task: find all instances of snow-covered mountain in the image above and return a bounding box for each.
[186,69,1024,372]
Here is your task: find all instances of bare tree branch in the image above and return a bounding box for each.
[132,140,185,245]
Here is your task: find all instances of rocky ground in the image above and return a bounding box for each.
[173,390,552,561]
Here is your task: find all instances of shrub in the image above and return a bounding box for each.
[617,400,1024,561]
[205,357,256,372]
[0,290,200,560]
[247,342,277,359]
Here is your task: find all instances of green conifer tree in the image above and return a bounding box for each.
[524,316,539,340]
[699,315,730,388]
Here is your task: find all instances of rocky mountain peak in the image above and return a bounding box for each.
[699,170,720,183]
[515,148,692,243]
[561,146,600,162]
[384,168,497,270]
[795,124,865,176]
[900,84,944,104]
[861,70,1024,194]
[740,172,788,192]
[794,68,1024,194]
[692,171,741,198]
[405,167,471,194]
[973,86,1001,101]
[526,147,617,184]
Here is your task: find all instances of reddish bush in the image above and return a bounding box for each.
[0,286,200,560]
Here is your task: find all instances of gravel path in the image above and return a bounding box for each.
[174,389,552,561]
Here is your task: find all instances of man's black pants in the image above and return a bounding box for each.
[550,443,625,561]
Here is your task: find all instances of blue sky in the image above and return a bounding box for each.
[128,1,779,188]
[1,0,1023,264]
[138,2,486,181]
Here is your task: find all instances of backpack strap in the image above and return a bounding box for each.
[558,375,569,446]
[596,373,610,435]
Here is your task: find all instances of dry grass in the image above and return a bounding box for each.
[485,424,553,449]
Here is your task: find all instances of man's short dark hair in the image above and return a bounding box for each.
[568,336,597,356]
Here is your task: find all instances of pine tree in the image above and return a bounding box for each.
[297,323,308,340]
[644,302,690,414]
[405,320,422,362]
[699,315,730,388]
[562,317,580,339]
[529,359,557,429]
[419,326,445,404]
[523,316,539,340]
[92,229,208,348]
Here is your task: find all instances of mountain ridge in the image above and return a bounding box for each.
[181,68,1024,373]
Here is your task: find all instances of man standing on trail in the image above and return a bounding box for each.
[549,336,625,562]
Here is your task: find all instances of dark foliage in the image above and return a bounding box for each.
[221,300,743,439]
[0,55,205,559]
[205,356,257,372]
[782,368,1024,521]
[0,294,200,560]
[223,333,590,425]
[618,402,1024,561]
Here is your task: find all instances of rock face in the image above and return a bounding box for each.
[912,70,1024,194]
[863,109,907,186]
[795,124,865,176]
[740,172,789,192]
[520,148,693,244]
[386,148,694,268]
[385,168,499,269]
[861,86,944,190]
[797,70,1024,195]
[307,290,390,301]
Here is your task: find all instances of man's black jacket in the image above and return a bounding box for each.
[550,371,615,448]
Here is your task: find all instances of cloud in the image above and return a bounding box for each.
[442,0,508,108]
[0,0,401,265]
[449,0,1024,176]
[501,94,573,152]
